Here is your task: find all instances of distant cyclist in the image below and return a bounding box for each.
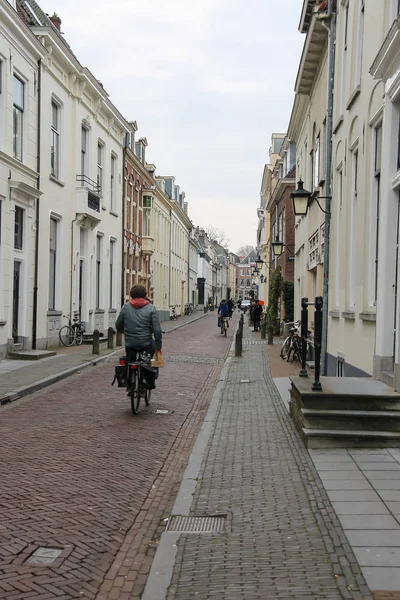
[218,299,230,334]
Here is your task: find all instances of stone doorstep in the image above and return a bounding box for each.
[8,350,57,360]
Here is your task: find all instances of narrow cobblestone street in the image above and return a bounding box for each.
[0,314,231,600]
[157,322,373,600]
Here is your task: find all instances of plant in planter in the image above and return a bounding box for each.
[265,265,282,342]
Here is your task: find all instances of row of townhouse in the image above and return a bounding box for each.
[0,0,234,358]
[258,0,400,389]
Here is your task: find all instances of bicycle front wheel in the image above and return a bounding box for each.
[280,340,289,360]
[59,325,75,347]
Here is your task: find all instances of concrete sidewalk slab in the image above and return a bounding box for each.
[142,321,372,600]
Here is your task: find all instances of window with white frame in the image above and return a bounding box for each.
[14,206,24,250]
[13,75,24,161]
[97,142,103,195]
[110,153,116,211]
[320,223,325,262]
[335,167,343,307]
[340,1,349,114]
[349,148,358,307]
[308,230,319,269]
[143,195,151,237]
[372,124,382,305]
[51,100,60,179]
[314,135,320,189]
[109,238,115,308]
[355,0,365,88]
[81,125,88,179]
[96,234,103,309]
[49,217,58,310]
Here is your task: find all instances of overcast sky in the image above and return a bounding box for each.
[40,0,304,254]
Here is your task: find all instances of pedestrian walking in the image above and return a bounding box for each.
[252,300,263,332]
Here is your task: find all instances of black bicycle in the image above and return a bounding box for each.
[59,312,85,346]
[126,350,157,415]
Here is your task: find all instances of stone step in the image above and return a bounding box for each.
[82,337,109,345]
[13,343,23,351]
[82,332,104,339]
[8,350,57,361]
[303,427,400,449]
[302,407,400,432]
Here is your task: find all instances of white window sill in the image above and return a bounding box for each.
[49,174,65,187]
[333,115,344,134]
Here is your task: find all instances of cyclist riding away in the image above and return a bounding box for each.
[218,299,230,334]
[115,285,162,362]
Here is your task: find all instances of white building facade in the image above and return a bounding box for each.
[0,0,45,357]
[370,3,400,389]
[18,0,129,348]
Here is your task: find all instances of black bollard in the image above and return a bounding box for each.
[312,296,323,391]
[299,297,309,378]
[235,326,243,357]
[107,327,114,350]
[267,327,274,345]
[92,329,100,355]
[116,330,123,346]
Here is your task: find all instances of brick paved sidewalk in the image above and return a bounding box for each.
[156,321,372,600]
[0,311,207,404]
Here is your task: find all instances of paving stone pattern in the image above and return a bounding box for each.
[167,323,372,600]
[0,313,230,600]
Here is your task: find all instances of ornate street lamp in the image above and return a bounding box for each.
[271,236,284,257]
[290,179,332,217]
[255,255,263,270]
[290,179,311,216]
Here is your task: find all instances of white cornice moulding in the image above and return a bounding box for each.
[371,18,400,83]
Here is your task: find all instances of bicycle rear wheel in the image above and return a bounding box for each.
[59,325,75,347]
[280,339,289,360]
[129,373,141,415]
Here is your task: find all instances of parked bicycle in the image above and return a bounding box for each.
[59,312,85,347]
[280,320,313,363]
[169,305,177,321]
[184,303,193,316]
[280,321,300,360]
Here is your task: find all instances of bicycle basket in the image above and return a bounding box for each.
[140,364,157,390]
[112,364,128,387]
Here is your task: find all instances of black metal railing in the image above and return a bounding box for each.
[88,190,100,212]
[76,174,101,194]
[77,175,101,213]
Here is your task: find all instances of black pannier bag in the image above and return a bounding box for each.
[112,357,128,387]
[140,364,157,390]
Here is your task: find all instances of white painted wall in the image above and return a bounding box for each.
[0,2,45,357]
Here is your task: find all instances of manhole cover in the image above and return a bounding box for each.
[165,515,226,533]
[25,547,62,566]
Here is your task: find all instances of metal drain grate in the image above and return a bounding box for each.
[243,340,268,345]
[165,515,226,533]
[25,547,62,566]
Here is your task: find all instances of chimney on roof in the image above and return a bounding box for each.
[49,13,61,31]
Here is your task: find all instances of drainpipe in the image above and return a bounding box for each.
[121,141,127,308]
[187,228,191,305]
[168,208,172,311]
[32,59,41,350]
[321,0,337,375]
[70,218,77,319]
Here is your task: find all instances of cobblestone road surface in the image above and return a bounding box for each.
[167,323,372,600]
[0,313,231,600]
